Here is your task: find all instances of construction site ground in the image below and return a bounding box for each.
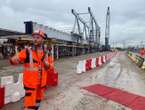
[0,51,145,110]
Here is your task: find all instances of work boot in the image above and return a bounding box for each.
[24,106,39,110]
[35,100,41,110]
[35,106,39,110]
[24,108,35,110]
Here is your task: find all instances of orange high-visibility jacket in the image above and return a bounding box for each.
[18,49,48,89]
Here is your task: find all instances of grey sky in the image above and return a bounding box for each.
[0,0,145,44]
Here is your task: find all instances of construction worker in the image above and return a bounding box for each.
[10,30,49,110]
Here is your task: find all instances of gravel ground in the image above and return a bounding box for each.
[1,52,145,110]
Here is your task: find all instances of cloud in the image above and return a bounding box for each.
[0,0,145,45]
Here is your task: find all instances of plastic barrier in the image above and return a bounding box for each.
[1,75,14,104]
[101,56,106,63]
[0,87,4,109]
[82,60,86,73]
[105,54,108,61]
[130,54,136,62]
[91,58,96,69]
[136,55,144,67]
[110,53,112,60]
[76,60,86,74]
[76,52,116,74]
[5,96,11,104]
[128,52,145,71]
[11,92,21,102]
[96,57,99,67]
[110,53,113,60]
[85,59,92,71]
[1,76,14,86]
[76,61,82,74]
[11,73,25,102]
[4,85,16,104]
[104,56,106,63]
[135,56,139,64]
[128,51,132,57]
[99,56,103,66]
[141,60,145,70]
[107,53,111,61]
[96,57,102,67]
[128,53,132,60]
[1,73,25,104]
[105,55,108,61]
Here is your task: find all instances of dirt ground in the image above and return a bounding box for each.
[1,52,145,110]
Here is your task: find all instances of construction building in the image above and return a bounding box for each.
[0,7,101,59]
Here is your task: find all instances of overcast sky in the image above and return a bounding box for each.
[0,0,145,44]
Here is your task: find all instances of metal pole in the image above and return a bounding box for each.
[51,44,54,59]
[56,46,59,59]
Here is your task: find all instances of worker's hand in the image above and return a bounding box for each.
[44,50,49,55]
[44,61,50,69]
[9,55,19,65]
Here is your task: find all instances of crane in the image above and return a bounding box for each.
[105,6,110,50]
[71,7,100,48]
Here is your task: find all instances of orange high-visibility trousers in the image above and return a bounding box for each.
[24,85,44,109]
